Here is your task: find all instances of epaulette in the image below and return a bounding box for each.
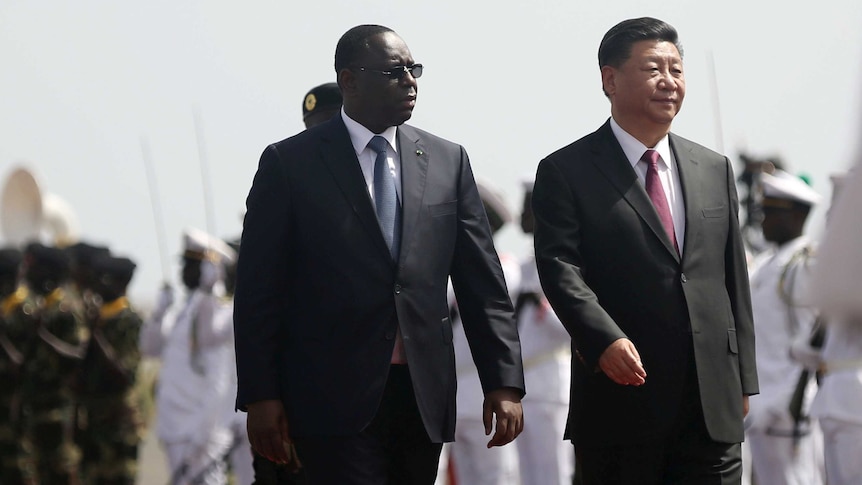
[1,286,28,318]
[99,296,130,321]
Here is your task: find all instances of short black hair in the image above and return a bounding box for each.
[598,17,683,69]
[334,24,395,72]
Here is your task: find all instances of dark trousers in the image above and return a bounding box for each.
[293,365,443,485]
[576,357,742,485]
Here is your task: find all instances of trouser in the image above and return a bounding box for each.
[164,439,229,485]
[225,413,255,485]
[517,399,573,485]
[434,443,450,485]
[746,424,824,485]
[819,417,862,485]
[575,354,742,485]
[77,399,141,485]
[450,416,519,485]
[27,402,81,485]
[0,398,37,485]
[293,365,443,485]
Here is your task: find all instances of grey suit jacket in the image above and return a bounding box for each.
[233,116,524,442]
[532,120,757,446]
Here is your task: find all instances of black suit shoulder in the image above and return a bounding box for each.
[267,119,332,154]
[397,124,466,163]
[541,126,601,165]
[669,131,728,163]
[399,123,457,145]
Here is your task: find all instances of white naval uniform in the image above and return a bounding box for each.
[140,288,236,485]
[448,252,521,485]
[746,236,824,485]
[214,297,254,485]
[807,319,862,485]
[514,251,573,485]
[808,162,862,484]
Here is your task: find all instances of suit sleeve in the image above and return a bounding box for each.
[233,145,292,410]
[449,146,525,396]
[532,157,626,368]
[723,157,759,395]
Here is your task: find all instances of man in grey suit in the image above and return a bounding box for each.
[233,24,525,485]
[532,17,758,484]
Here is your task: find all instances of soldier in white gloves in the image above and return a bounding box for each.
[140,228,238,485]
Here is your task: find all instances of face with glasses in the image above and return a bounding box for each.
[340,31,420,134]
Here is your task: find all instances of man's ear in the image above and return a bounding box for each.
[601,65,616,97]
[337,68,357,97]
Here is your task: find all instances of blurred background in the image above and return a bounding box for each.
[2,0,860,307]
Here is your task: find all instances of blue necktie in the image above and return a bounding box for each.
[368,136,401,260]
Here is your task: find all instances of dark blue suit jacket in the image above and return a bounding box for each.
[233,116,524,443]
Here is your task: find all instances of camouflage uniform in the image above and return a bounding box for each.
[20,288,86,485]
[0,287,39,485]
[75,297,143,485]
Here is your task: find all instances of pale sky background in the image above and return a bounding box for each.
[2,1,861,304]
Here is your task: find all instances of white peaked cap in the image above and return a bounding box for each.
[475,178,512,224]
[182,227,237,264]
[761,169,822,207]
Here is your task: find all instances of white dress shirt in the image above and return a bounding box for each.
[610,118,686,252]
[341,108,402,204]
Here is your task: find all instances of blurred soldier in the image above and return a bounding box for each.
[217,240,255,485]
[745,170,824,485]
[0,247,38,484]
[302,82,342,129]
[65,242,111,315]
[448,179,521,485]
[20,242,87,484]
[801,168,862,485]
[76,254,143,485]
[515,175,575,485]
[140,228,237,485]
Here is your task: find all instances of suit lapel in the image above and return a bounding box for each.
[669,134,703,263]
[396,125,429,266]
[318,118,393,261]
[590,121,680,262]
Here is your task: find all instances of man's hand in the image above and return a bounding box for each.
[482,387,524,448]
[151,284,174,320]
[743,395,750,417]
[247,399,291,464]
[598,338,646,386]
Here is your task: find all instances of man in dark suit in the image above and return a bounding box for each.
[531,17,758,484]
[233,24,525,484]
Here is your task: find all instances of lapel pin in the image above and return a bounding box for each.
[416,149,423,156]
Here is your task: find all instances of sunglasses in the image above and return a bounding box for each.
[355,64,424,80]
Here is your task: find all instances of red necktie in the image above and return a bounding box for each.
[642,149,679,254]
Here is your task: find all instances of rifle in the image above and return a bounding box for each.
[787,317,827,451]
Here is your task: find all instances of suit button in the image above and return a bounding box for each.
[394,284,402,294]
[680,273,688,283]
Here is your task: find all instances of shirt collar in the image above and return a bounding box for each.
[341,108,398,156]
[609,117,672,171]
